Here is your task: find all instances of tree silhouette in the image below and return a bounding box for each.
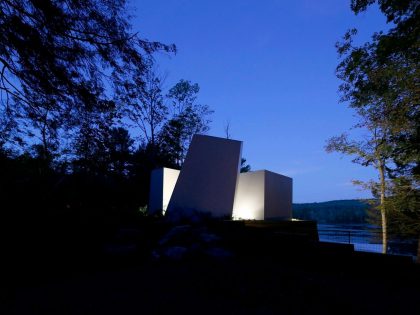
[162,80,213,165]
[0,0,175,150]
[330,0,420,253]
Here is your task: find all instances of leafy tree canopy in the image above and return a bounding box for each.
[0,0,175,148]
[337,0,419,176]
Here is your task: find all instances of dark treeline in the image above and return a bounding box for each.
[0,75,212,211]
[0,1,212,212]
[0,75,213,267]
[0,0,215,269]
[293,200,370,224]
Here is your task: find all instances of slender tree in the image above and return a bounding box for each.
[326,113,393,253]
[224,119,232,139]
[116,65,168,146]
[161,80,213,166]
[338,1,419,175]
[328,0,420,254]
[167,79,200,115]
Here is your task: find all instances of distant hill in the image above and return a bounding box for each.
[292,199,373,224]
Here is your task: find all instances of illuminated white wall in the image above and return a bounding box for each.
[232,171,265,220]
[148,167,180,215]
[148,135,293,220]
[233,170,292,220]
[167,134,242,218]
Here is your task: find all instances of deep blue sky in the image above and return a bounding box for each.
[133,0,388,203]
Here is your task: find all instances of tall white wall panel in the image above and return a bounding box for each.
[264,170,292,220]
[149,135,293,220]
[167,134,242,218]
[149,168,180,215]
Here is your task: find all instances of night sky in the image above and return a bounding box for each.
[133,0,388,202]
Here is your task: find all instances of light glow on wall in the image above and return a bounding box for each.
[232,170,292,220]
[149,167,180,215]
[232,206,263,220]
[149,135,292,219]
[232,171,265,220]
[162,168,180,214]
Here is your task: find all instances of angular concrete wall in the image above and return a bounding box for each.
[148,167,180,215]
[167,134,242,218]
[264,170,292,220]
[233,170,292,220]
[232,171,265,220]
[149,135,293,220]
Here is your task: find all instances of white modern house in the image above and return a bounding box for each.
[149,134,292,220]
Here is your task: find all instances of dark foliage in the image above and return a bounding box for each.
[0,0,175,109]
[293,200,371,224]
[240,158,251,173]
[0,0,217,274]
[0,0,175,155]
[338,0,419,177]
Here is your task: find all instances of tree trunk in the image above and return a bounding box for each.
[40,123,49,177]
[378,160,387,254]
[417,236,420,264]
[380,204,387,254]
[151,121,155,147]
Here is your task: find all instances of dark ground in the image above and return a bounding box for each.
[2,220,420,315]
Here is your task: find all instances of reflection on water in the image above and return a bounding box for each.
[317,224,417,256]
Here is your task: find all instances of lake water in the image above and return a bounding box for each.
[317,224,417,256]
